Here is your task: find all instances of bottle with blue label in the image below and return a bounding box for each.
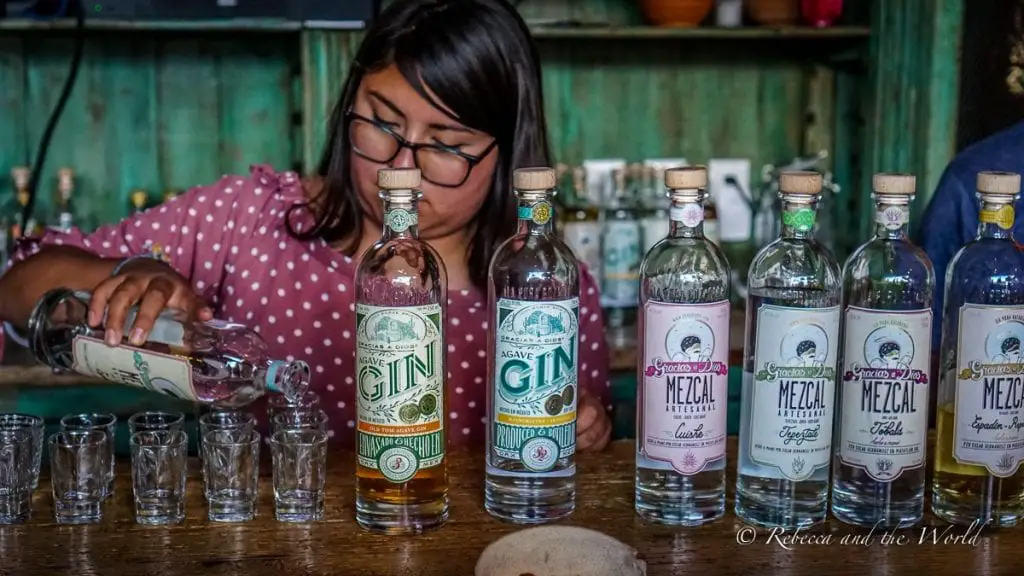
[486,167,580,524]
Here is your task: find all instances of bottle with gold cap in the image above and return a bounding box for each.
[933,170,1024,527]
[354,167,448,534]
[736,170,841,529]
[635,166,731,525]
[486,166,579,524]
[832,173,934,529]
[130,189,149,214]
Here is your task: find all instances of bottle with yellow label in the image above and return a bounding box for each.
[933,170,1024,527]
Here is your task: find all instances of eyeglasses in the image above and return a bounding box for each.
[347,111,497,188]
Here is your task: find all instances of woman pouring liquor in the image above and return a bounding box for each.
[0,0,612,451]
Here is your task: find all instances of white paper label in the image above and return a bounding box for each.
[72,336,196,401]
[953,304,1024,477]
[562,221,602,282]
[602,220,641,305]
[839,307,932,481]
[749,304,840,481]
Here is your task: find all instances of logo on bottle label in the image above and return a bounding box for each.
[839,307,931,481]
[602,220,641,305]
[979,205,1015,230]
[640,300,730,475]
[952,304,1024,477]
[782,208,816,232]
[670,203,704,228]
[876,206,908,231]
[355,303,444,483]
[71,336,197,400]
[749,304,840,481]
[492,297,579,473]
[384,208,417,234]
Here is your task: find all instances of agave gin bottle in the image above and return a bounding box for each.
[635,166,731,525]
[736,171,842,529]
[486,167,580,524]
[354,168,448,534]
[933,171,1024,527]
[832,174,934,528]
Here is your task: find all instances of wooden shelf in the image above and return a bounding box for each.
[529,25,872,40]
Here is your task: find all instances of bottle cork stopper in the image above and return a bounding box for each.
[779,171,823,195]
[872,173,916,195]
[514,167,556,191]
[377,168,421,190]
[977,171,1021,195]
[664,166,707,189]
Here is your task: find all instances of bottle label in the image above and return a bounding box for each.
[639,300,730,475]
[979,205,1014,230]
[355,303,445,483]
[71,336,197,401]
[518,201,553,226]
[839,307,932,481]
[875,205,908,230]
[492,297,579,472]
[952,304,1024,477]
[384,208,417,234]
[782,208,816,232]
[602,220,641,305]
[670,203,704,228]
[749,304,840,481]
[562,221,603,281]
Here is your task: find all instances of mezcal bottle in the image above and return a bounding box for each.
[832,174,934,528]
[736,171,841,529]
[486,167,580,524]
[635,166,731,525]
[354,168,448,534]
[933,170,1024,527]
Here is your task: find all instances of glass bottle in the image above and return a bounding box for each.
[10,167,33,240]
[486,167,580,524]
[636,166,731,525]
[131,190,149,214]
[26,288,310,407]
[560,166,602,282]
[354,168,448,534]
[640,165,670,255]
[601,167,642,307]
[52,168,74,232]
[736,171,842,529]
[832,174,934,528]
[933,170,1024,527]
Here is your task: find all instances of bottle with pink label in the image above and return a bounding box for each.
[635,166,732,525]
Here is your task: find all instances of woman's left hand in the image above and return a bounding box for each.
[576,389,612,452]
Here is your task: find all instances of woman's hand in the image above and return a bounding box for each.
[88,258,213,346]
[576,389,612,452]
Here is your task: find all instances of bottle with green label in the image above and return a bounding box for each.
[486,166,580,524]
[354,168,448,534]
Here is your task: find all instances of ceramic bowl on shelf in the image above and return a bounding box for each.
[638,0,714,27]
[747,0,801,25]
[475,526,647,576]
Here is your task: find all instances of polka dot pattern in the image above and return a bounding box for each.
[6,165,612,447]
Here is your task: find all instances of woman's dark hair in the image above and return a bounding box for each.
[293,0,551,289]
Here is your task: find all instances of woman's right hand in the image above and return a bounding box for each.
[88,258,213,346]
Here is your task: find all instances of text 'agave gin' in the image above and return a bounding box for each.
[832,174,934,528]
[933,171,1024,527]
[635,166,731,525]
[486,167,580,524]
[736,171,841,529]
[354,168,448,534]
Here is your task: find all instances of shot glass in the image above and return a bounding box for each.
[269,429,327,522]
[0,413,44,490]
[60,413,117,499]
[203,428,260,523]
[128,411,185,435]
[49,430,107,524]
[197,411,256,498]
[267,391,320,424]
[0,428,33,524]
[130,430,188,525]
[271,408,329,434]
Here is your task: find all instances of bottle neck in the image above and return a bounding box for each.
[780,197,819,240]
[517,193,556,236]
[977,201,1015,240]
[872,199,911,240]
[668,195,705,239]
[258,360,311,400]
[381,196,420,241]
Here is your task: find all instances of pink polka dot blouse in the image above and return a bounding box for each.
[8,165,612,446]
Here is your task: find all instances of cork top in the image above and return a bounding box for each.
[977,171,1021,196]
[779,171,822,195]
[377,168,421,190]
[872,173,916,195]
[664,166,707,190]
[514,167,556,191]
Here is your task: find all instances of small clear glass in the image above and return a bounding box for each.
[269,429,328,522]
[60,413,117,499]
[49,430,108,524]
[267,391,320,423]
[203,428,260,522]
[0,428,32,524]
[128,411,185,435]
[198,411,256,459]
[271,408,328,434]
[130,430,188,525]
[0,413,44,489]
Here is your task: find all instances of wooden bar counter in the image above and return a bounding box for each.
[1,437,1018,576]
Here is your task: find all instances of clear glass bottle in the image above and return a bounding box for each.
[354,168,448,534]
[601,167,642,307]
[736,171,842,529]
[640,166,671,255]
[832,174,934,528]
[27,288,310,407]
[486,167,580,524]
[933,170,1024,527]
[52,168,74,232]
[636,166,731,525]
[560,166,602,282]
